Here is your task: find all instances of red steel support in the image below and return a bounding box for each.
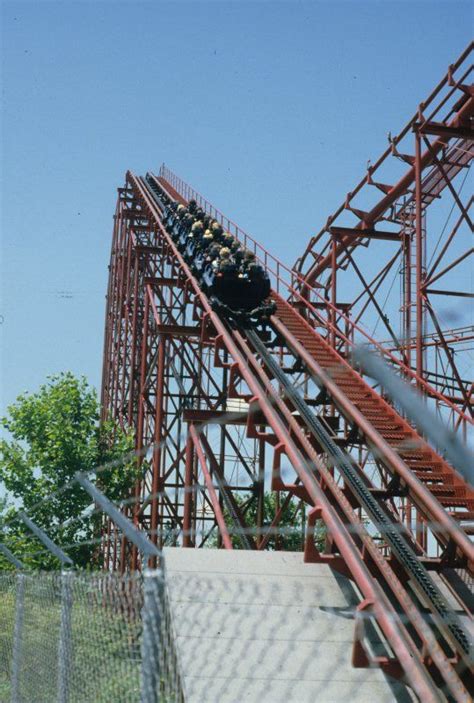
[189,425,233,550]
[100,44,474,699]
[415,130,424,387]
[182,434,195,548]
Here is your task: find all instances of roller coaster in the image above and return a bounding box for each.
[101,44,473,702]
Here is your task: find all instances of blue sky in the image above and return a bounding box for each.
[1,0,472,410]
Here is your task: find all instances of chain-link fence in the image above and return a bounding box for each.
[2,547,472,703]
[0,573,16,702]
[0,568,183,703]
[0,558,413,703]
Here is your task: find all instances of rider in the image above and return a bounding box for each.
[218,247,236,275]
[190,220,204,246]
[202,229,214,249]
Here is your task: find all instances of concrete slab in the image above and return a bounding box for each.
[164,548,417,702]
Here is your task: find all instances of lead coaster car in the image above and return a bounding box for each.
[161,200,275,323]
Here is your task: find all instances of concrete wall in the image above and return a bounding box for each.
[164,548,416,702]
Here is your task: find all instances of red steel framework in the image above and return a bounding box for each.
[294,42,473,431]
[100,45,473,701]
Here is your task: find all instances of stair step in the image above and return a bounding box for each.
[406,461,443,469]
[272,297,474,522]
[440,498,470,507]
[449,511,474,520]
[428,486,460,496]
[398,453,428,459]
[414,471,451,483]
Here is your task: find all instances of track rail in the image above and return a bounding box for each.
[269,296,474,560]
[150,169,474,563]
[156,166,472,429]
[244,326,472,664]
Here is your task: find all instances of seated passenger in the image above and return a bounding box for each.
[247,261,265,281]
[211,246,229,272]
[243,251,256,269]
[205,244,219,270]
[211,221,223,238]
[202,229,214,248]
[208,242,221,258]
[234,249,244,267]
[183,213,194,230]
[162,206,172,227]
[191,221,204,237]
[218,248,237,275]
[176,212,192,239]
[221,231,235,249]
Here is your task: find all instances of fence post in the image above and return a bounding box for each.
[75,474,166,702]
[0,543,24,570]
[140,569,164,703]
[10,572,25,703]
[75,474,161,562]
[18,512,74,702]
[18,512,74,567]
[57,570,74,703]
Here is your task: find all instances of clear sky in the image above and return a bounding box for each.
[1,0,472,411]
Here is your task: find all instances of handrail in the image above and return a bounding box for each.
[155,167,471,425]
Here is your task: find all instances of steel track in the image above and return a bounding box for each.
[140,170,473,684]
[244,326,472,664]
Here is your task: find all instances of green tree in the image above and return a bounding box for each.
[0,373,138,569]
[211,491,326,552]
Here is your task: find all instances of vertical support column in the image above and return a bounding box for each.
[127,257,140,424]
[118,236,133,424]
[111,212,129,418]
[331,233,337,349]
[414,130,424,388]
[416,515,427,552]
[183,433,194,548]
[217,351,229,550]
[256,435,266,548]
[11,572,25,703]
[101,202,121,416]
[150,334,166,555]
[57,570,73,703]
[402,226,412,370]
[131,290,150,571]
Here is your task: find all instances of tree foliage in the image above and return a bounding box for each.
[0,373,138,569]
[211,491,326,552]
